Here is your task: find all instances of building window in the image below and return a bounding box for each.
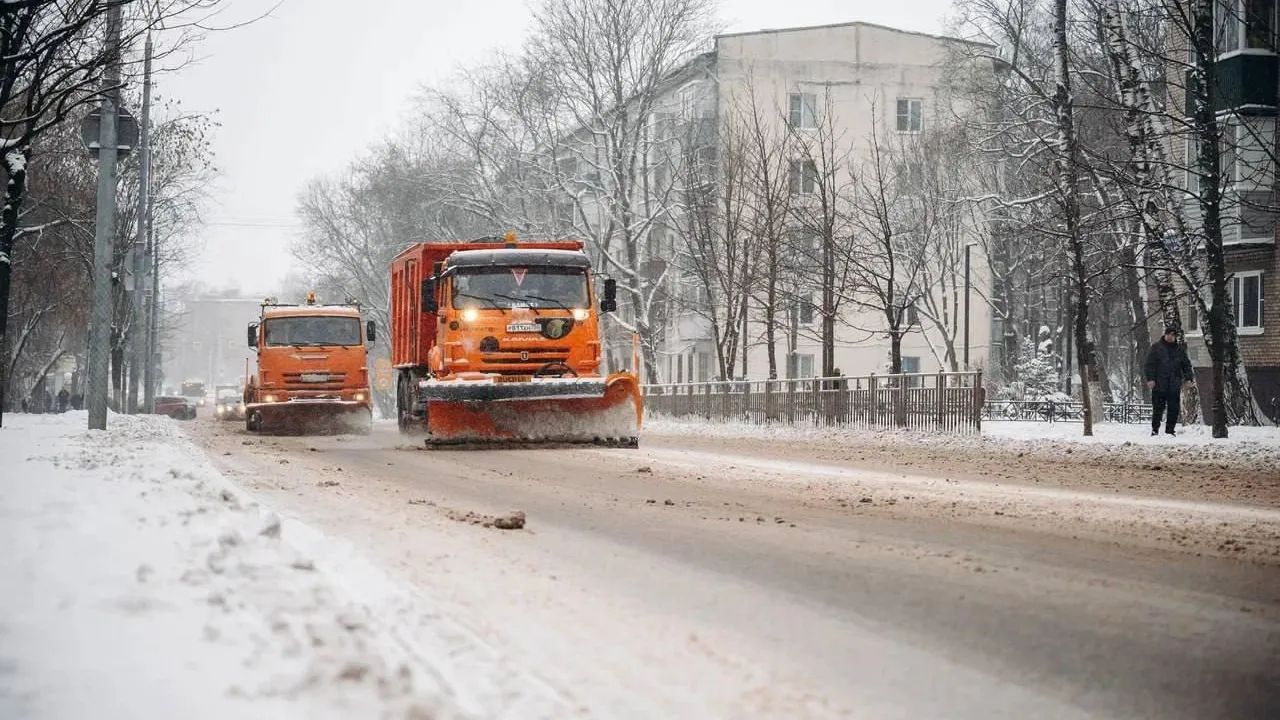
[901,355,922,387]
[697,352,712,382]
[1229,271,1265,331]
[1185,138,1201,194]
[798,293,815,324]
[1187,296,1201,333]
[1216,0,1277,54]
[788,159,818,195]
[1232,116,1276,189]
[796,353,815,378]
[896,98,923,133]
[789,92,817,129]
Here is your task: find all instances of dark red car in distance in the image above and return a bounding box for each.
[153,395,197,420]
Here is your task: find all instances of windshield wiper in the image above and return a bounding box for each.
[455,291,505,310]
[518,293,575,313]
[494,292,542,315]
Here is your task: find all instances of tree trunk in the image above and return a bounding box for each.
[1054,0,1094,435]
[821,232,835,377]
[764,246,779,379]
[0,145,29,427]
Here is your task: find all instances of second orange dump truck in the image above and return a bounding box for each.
[389,234,642,447]
[243,293,376,435]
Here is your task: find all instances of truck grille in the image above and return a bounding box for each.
[282,372,347,388]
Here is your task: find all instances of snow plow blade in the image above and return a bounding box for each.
[419,373,642,447]
[246,400,372,436]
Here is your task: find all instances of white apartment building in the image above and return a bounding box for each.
[653,22,995,383]
[552,21,995,383]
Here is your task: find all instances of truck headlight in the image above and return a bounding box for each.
[354,392,366,402]
[462,308,479,322]
[572,308,589,321]
[264,394,278,403]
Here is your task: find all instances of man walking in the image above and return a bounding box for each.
[1145,324,1194,436]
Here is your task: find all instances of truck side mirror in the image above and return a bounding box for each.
[421,277,438,313]
[366,320,376,343]
[601,278,617,313]
[247,323,258,348]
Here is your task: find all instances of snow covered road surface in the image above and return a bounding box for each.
[0,413,568,720]
[188,417,1280,720]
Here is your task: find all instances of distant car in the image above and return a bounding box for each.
[181,381,207,407]
[213,387,245,421]
[154,395,197,420]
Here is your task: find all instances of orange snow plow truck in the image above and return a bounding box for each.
[389,233,642,447]
[243,293,376,435]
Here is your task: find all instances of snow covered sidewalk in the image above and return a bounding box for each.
[647,416,1280,471]
[0,412,565,720]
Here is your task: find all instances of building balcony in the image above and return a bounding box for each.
[1185,52,1279,116]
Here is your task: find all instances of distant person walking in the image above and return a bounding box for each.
[1145,325,1193,437]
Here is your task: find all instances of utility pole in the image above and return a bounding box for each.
[87,5,124,430]
[963,242,972,370]
[128,33,153,414]
[144,222,158,412]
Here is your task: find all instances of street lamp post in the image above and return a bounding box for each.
[963,243,972,370]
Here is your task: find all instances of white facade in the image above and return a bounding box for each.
[548,21,996,384]
[656,22,995,382]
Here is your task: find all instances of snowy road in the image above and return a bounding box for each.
[188,416,1280,720]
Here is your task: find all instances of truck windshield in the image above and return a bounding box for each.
[264,316,361,347]
[181,382,204,397]
[452,267,589,310]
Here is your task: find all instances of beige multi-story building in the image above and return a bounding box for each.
[548,20,995,384]
[649,21,996,383]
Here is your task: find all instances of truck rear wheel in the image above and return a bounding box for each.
[397,371,424,434]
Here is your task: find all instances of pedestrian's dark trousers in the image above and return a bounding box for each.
[1152,389,1181,433]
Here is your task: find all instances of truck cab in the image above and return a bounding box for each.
[422,248,617,379]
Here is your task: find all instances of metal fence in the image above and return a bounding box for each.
[982,400,1153,424]
[642,372,984,434]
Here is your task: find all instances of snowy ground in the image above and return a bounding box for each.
[5,410,1278,719]
[0,412,566,720]
[646,415,1280,471]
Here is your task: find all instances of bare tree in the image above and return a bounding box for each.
[0,0,234,423]
[787,89,857,378]
[677,103,754,380]
[736,85,794,380]
[844,115,932,379]
[525,0,716,381]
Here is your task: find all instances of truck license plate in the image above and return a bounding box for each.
[300,373,329,383]
[506,322,540,333]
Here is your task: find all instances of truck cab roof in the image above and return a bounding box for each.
[260,306,362,320]
[444,248,591,271]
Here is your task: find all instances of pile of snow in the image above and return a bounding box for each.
[0,412,564,720]
[646,415,1280,470]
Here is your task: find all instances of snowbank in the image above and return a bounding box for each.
[0,412,561,720]
[645,415,1280,470]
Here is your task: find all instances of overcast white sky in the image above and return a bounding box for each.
[164,0,953,296]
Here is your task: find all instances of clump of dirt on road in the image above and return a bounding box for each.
[445,508,526,530]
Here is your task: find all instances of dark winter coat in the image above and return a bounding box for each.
[1144,339,1193,393]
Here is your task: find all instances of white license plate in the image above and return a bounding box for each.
[300,373,329,383]
[506,322,540,333]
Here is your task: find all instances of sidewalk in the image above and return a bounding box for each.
[0,412,561,720]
